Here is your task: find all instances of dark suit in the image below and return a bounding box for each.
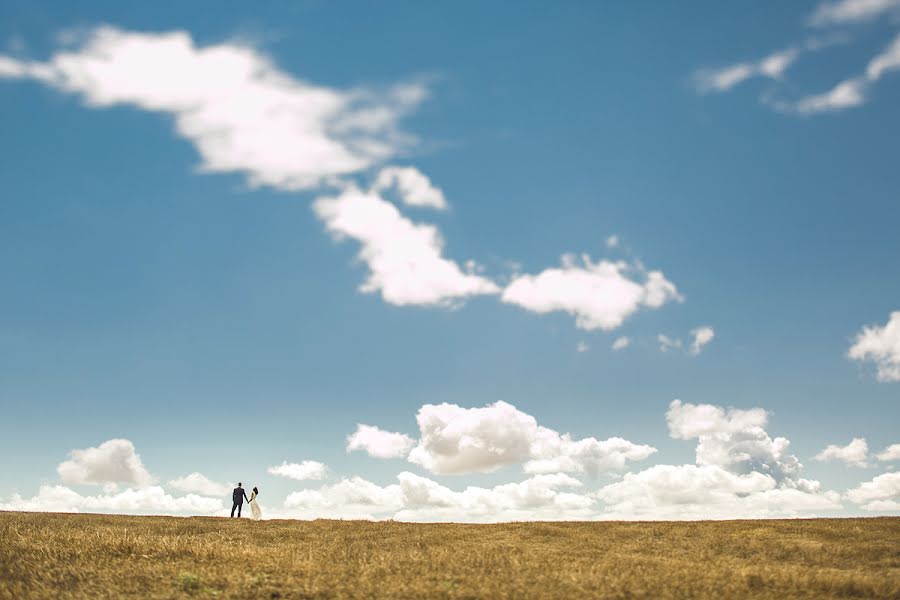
[231,486,249,517]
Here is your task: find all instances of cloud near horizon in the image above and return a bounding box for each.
[0,485,224,515]
[168,472,230,496]
[57,439,154,488]
[398,400,656,476]
[268,461,329,481]
[6,398,898,520]
[845,472,900,510]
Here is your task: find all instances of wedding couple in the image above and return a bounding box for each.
[230,482,261,520]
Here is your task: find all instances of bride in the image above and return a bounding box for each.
[248,486,262,521]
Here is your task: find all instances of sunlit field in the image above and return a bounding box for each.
[1,512,898,599]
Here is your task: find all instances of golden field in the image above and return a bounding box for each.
[1,512,898,599]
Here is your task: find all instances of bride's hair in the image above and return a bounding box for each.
[253,487,259,494]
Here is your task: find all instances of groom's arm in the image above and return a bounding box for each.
[244,491,250,502]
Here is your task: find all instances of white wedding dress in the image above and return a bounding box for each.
[248,490,262,521]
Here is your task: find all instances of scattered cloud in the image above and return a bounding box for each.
[282,398,843,521]
[346,424,416,459]
[814,438,870,467]
[267,461,329,481]
[5,398,862,521]
[57,439,153,487]
[605,235,619,249]
[809,0,900,26]
[658,334,682,352]
[876,443,900,461]
[771,33,900,114]
[372,166,447,210]
[501,255,681,331]
[694,0,900,116]
[0,485,224,515]
[0,27,688,327]
[0,27,426,190]
[792,77,868,113]
[611,336,631,351]
[845,472,900,510]
[576,341,590,353]
[689,326,715,356]
[168,472,230,496]
[405,400,655,476]
[848,310,900,382]
[694,48,799,93]
[313,184,499,307]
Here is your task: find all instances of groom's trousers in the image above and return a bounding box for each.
[231,502,242,517]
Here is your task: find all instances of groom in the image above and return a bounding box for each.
[231,482,250,518]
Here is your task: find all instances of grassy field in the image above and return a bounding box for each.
[1,512,898,599]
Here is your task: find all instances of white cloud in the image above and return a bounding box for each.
[591,399,843,519]
[694,48,798,93]
[695,63,756,93]
[848,310,900,382]
[794,77,868,114]
[524,436,657,477]
[278,462,843,522]
[666,400,802,483]
[346,424,415,459]
[407,401,543,474]
[658,334,682,352]
[282,476,404,520]
[876,443,900,461]
[611,336,630,351]
[372,166,447,210]
[845,472,900,510]
[596,464,841,520]
[0,485,224,515]
[605,235,619,249]
[792,34,900,114]
[689,326,715,356]
[168,472,229,496]
[279,472,596,522]
[576,341,589,353]
[867,33,900,79]
[809,0,900,26]
[501,255,681,331]
[57,439,153,487]
[313,184,499,307]
[267,460,329,481]
[814,438,870,467]
[405,400,655,476]
[0,27,426,191]
[292,398,843,521]
[394,471,595,522]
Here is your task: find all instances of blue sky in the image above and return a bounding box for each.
[1,1,898,520]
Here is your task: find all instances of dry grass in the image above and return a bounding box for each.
[1,512,898,599]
